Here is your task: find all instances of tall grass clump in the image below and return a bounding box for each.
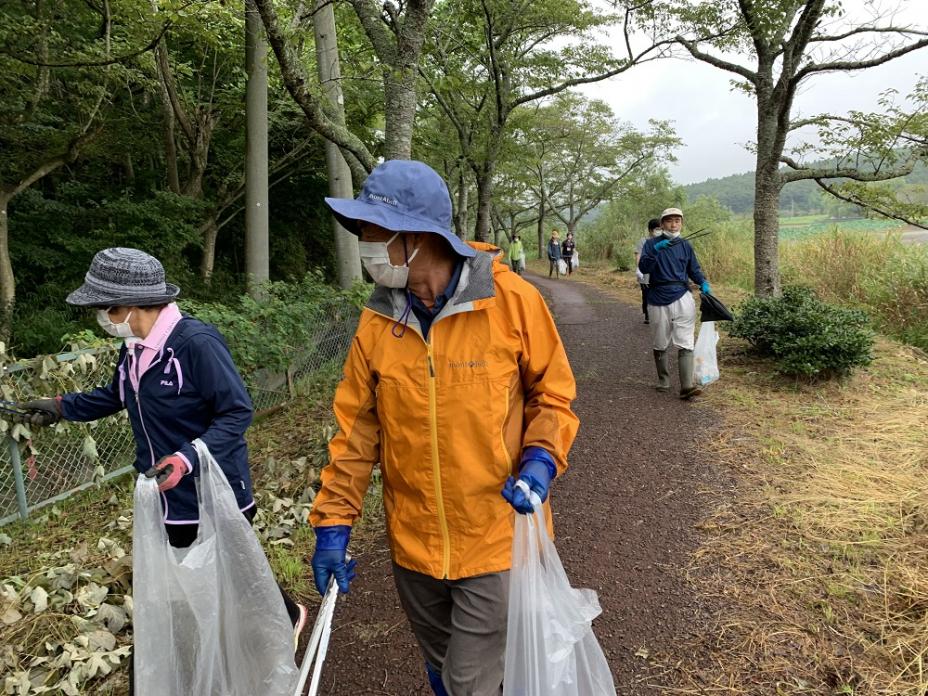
[689,218,755,291]
[781,229,928,352]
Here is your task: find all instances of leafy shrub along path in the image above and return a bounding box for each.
[311,274,725,694]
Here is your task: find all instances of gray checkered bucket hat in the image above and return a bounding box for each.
[66,248,181,307]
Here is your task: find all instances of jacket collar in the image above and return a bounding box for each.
[366,250,497,324]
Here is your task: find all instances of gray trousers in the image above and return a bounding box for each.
[393,563,509,696]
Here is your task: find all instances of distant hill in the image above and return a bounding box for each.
[683,160,928,215]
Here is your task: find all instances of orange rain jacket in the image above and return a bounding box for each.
[310,243,579,579]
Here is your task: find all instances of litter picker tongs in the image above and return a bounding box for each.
[0,400,29,420]
[293,563,343,696]
[671,227,712,245]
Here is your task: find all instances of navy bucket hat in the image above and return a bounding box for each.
[325,160,476,258]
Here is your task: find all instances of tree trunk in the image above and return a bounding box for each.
[155,39,181,194]
[245,0,270,297]
[474,173,494,243]
[200,213,219,282]
[314,0,361,289]
[454,165,469,238]
[124,153,135,184]
[381,1,432,160]
[383,71,417,160]
[753,89,783,298]
[536,192,546,259]
[0,194,13,342]
[160,90,180,193]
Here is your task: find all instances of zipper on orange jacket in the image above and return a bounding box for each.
[427,340,452,578]
[364,305,454,578]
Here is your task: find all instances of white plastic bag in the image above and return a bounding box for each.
[504,485,616,696]
[557,259,568,275]
[571,253,579,269]
[694,321,720,386]
[133,439,298,696]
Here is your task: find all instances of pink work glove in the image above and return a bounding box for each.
[153,454,187,492]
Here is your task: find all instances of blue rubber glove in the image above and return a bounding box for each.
[501,447,557,514]
[701,281,711,294]
[654,239,671,252]
[311,525,356,596]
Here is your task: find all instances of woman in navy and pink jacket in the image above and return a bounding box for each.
[15,248,307,668]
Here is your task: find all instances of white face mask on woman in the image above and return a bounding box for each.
[358,233,419,288]
[96,309,135,338]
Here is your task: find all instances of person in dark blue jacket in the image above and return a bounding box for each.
[13,248,307,656]
[637,208,711,399]
[547,230,563,278]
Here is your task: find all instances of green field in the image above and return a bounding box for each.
[776,214,907,240]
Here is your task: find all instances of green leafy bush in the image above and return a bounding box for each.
[183,273,369,379]
[729,286,874,378]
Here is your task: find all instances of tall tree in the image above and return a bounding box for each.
[663,0,928,296]
[541,97,679,237]
[347,0,435,159]
[245,0,270,296]
[313,0,362,288]
[422,0,671,241]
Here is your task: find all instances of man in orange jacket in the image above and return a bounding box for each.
[309,160,579,695]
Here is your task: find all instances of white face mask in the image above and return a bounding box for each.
[651,229,662,237]
[663,230,681,239]
[358,233,420,288]
[97,309,135,338]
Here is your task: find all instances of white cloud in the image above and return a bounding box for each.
[578,1,928,185]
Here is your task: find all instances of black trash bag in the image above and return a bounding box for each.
[701,292,734,322]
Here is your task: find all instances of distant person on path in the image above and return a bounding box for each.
[561,232,577,276]
[10,248,306,690]
[635,218,662,324]
[547,229,563,278]
[310,160,579,696]
[637,208,711,400]
[508,233,525,275]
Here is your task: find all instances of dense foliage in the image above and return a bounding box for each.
[730,286,875,378]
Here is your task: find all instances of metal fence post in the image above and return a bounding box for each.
[7,435,28,521]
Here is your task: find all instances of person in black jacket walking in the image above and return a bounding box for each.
[637,209,711,399]
[561,232,576,276]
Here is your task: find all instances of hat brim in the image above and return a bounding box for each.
[65,282,181,308]
[325,197,476,258]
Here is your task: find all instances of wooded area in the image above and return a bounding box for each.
[2,0,926,355]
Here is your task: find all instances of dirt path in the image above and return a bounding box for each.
[310,273,722,695]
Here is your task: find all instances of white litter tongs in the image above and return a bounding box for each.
[293,575,340,696]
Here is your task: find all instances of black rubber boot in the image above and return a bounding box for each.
[653,350,671,392]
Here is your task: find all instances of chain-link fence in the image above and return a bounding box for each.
[0,306,358,525]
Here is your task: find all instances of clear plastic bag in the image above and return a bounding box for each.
[571,253,579,269]
[694,321,720,386]
[504,485,616,696]
[133,439,298,696]
[557,259,568,275]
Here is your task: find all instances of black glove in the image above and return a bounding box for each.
[16,398,61,427]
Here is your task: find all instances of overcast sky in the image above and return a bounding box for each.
[578,1,928,185]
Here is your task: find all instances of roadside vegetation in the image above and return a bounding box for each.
[570,261,928,695]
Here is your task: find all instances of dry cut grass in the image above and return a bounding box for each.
[680,336,928,695]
